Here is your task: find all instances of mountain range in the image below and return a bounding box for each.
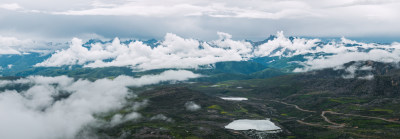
[1,33,400,139]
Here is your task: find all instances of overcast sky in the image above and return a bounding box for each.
[0,0,399,42]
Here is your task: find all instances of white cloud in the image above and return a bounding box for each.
[6,0,396,22]
[0,36,26,54]
[0,0,400,41]
[150,114,173,122]
[36,32,252,70]
[253,31,321,57]
[0,36,65,55]
[110,112,142,126]
[7,64,13,69]
[50,0,318,19]
[35,31,400,72]
[0,47,20,55]
[0,70,200,139]
[185,101,201,111]
[330,0,398,8]
[358,74,374,80]
[342,65,358,79]
[294,48,400,72]
[0,3,22,11]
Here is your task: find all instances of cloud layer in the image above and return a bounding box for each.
[52,0,317,19]
[36,32,253,70]
[0,36,33,54]
[0,36,66,55]
[0,3,22,11]
[36,32,400,72]
[1,0,400,41]
[0,70,200,139]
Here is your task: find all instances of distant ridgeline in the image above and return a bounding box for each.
[1,32,399,81]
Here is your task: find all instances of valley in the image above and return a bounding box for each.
[73,61,400,138]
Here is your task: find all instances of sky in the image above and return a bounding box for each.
[0,0,400,42]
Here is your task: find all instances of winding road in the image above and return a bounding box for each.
[270,100,400,128]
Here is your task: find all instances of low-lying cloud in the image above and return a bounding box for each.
[293,43,400,72]
[185,101,201,111]
[53,1,316,19]
[0,70,200,139]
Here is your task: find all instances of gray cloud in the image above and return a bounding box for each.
[0,3,22,10]
[0,0,399,41]
[0,35,66,55]
[51,0,318,19]
[185,101,201,111]
[329,0,398,8]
